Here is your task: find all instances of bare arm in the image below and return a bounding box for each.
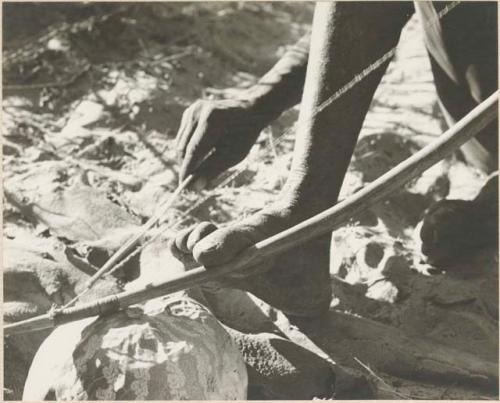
[171,2,415,281]
[280,1,414,217]
[245,32,311,117]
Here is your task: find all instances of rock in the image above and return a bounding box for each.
[23,295,248,400]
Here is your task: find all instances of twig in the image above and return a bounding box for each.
[353,357,414,400]
[3,65,91,91]
[267,128,279,160]
[162,48,194,62]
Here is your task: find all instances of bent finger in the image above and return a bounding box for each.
[179,117,216,181]
[169,239,196,267]
[176,106,198,160]
[186,222,218,251]
[174,224,198,253]
[192,226,254,267]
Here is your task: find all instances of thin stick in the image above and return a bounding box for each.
[5,91,497,335]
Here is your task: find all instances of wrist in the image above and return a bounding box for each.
[277,169,342,219]
[241,77,297,120]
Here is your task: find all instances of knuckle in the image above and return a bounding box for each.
[192,243,216,266]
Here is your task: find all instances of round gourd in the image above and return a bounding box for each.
[23,294,247,400]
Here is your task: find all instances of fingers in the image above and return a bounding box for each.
[173,222,218,254]
[175,98,259,184]
[171,222,254,269]
[175,103,198,161]
[179,115,210,181]
[168,238,196,267]
[192,226,254,267]
[174,224,196,253]
[175,105,190,150]
[170,224,214,270]
[177,104,224,182]
[186,222,218,251]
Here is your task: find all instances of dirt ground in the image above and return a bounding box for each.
[2,2,498,400]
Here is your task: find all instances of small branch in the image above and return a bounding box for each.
[354,357,414,400]
[3,65,91,91]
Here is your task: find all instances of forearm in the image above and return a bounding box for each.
[281,1,413,216]
[243,32,310,118]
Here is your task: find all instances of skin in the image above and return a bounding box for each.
[171,2,498,316]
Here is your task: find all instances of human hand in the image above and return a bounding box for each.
[169,221,264,281]
[175,98,273,187]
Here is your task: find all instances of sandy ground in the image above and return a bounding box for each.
[2,3,498,400]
